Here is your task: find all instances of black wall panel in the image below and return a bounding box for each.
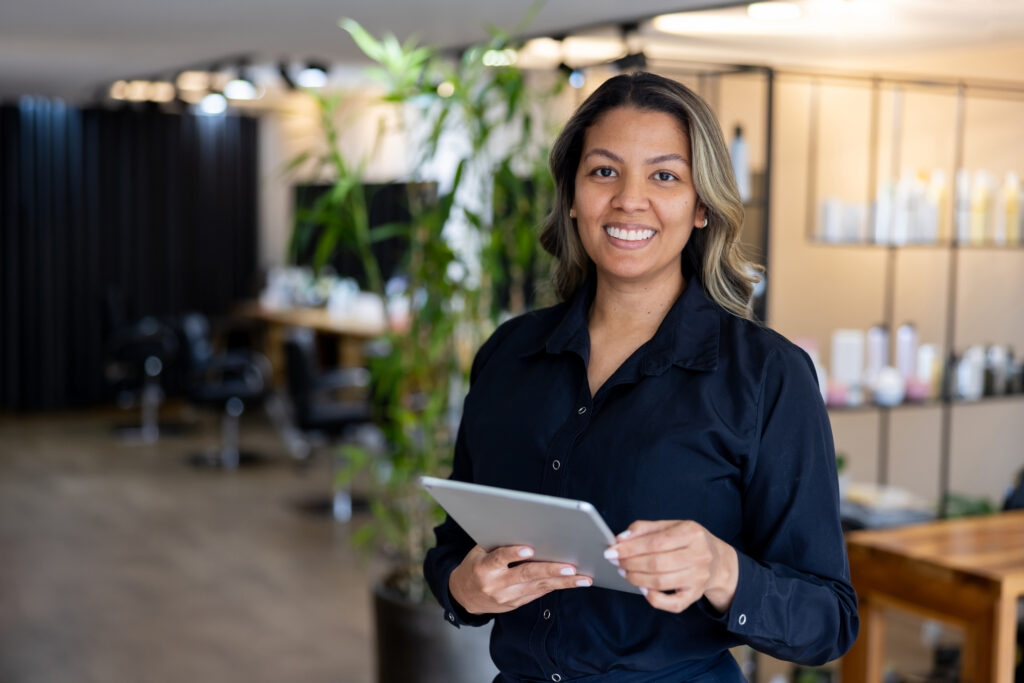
[0,100,260,411]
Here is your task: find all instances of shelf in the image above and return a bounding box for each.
[808,239,1024,250]
[827,392,1024,414]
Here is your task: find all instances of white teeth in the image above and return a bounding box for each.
[605,226,655,242]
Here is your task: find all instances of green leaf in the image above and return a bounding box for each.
[340,18,385,62]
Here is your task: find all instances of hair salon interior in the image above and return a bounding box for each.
[2,0,1024,681]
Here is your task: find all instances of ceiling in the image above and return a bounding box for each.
[3,0,1024,102]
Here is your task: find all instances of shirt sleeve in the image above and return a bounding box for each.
[699,344,859,665]
[422,317,526,628]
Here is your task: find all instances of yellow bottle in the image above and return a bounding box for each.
[1005,172,1021,247]
[969,171,993,246]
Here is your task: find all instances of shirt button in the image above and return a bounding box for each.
[577,406,587,415]
[552,675,562,682]
[738,613,747,626]
[552,460,561,471]
[447,612,455,622]
[543,609,552,620]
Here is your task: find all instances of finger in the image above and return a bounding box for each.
[493,574,593,606]
[642,586,702,614]
[512,560,579,583]
[616,520,677,541]
[618,546,713,575]
[608,522,703,561]
[621,566,706,592]
[485,545,536,568]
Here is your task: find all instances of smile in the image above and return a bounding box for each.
[604,226,655,242]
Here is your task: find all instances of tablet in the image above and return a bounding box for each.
[421,476,641,595]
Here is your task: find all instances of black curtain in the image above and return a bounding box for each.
[0,99,259,411]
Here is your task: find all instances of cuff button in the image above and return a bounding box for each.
[738,613,747,626]
[447,612,455,622]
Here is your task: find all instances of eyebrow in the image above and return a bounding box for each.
[583,148,690,165]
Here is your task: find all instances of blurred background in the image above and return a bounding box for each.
[2,1,1023,681]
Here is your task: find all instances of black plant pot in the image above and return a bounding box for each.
[373,582,498,683]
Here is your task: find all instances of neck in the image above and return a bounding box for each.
[588,272,686,336]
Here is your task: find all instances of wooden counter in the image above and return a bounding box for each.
[843,510,1024,682]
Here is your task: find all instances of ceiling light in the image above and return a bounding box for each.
[569,69,585,89]
[148,82,176,103]
[523,37,561,60]
[224,77,258,100]
[109,80,128,100]
[176,70,209,92]
[125,80,150,102]
[198,93,228,115]
[297,62,328,88]
[561,36,626,65]
[747,2,802,20]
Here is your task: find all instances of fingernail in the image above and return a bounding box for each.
[576,578,592,587]
[603,548,618,560]
[560,567,576,576]
[617,568,626,578]
[640,587,649,596]
[617,530,632,540]
[518,547,533,558]
[607,556,619,567]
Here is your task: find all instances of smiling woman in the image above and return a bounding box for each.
[424,72,858,682]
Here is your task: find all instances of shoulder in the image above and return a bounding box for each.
[717,313,818,388]
[469,301,569,382]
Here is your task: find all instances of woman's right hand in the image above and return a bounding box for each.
[449,545,593,615]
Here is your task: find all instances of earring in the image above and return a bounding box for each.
[569,208,576,219]
[699,216,709,228]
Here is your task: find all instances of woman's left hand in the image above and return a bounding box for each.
[605,520,739,614]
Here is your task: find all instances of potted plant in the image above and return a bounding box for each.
[290,17,564,682]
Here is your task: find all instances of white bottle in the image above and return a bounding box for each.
[955,169,972,245]
[865,325,889,389]
[873,181,893,245]
[831,329,866,405]
[731,125,752,204]
[895,322,918,383]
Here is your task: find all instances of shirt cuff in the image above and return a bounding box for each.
[437,564,493,629]
[697,549,762,635]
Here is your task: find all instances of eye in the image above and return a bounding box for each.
[654,171,678,182]
[592,167,616,178]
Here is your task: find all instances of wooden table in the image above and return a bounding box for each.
[234,302,389,383]
[843,510,1024,683]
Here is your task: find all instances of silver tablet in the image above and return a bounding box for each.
[421,476,641,595]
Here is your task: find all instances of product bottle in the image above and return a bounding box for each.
[955,169,971,245]
[970,171,993,246]
[731,125,752,204]
[895,322,918,383]
[873,181,893,245]
[1004,171,1020,247]
[927,169,948,245]
[865,324,889,389]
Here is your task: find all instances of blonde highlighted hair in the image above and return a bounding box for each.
[539,71,761,320]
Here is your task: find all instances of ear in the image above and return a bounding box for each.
[694,202,708,229]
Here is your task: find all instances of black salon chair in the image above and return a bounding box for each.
[283,327,373,519]
[103,290,180,443]
[180,313,272,469]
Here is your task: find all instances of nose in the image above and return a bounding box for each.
[611,172,648,212]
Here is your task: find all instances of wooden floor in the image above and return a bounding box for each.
[0,408,947,683]
[0,407,379,683]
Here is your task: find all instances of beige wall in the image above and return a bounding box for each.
[763,57,1024,507]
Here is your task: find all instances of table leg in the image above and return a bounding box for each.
[842,592,886,683]
[966,595,1018,683]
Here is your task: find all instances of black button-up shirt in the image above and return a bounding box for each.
[424,277,858,681]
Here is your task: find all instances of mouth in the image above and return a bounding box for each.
[603,224,656,243]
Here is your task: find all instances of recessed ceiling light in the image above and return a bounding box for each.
[198,93,228,115]
[224,78,258,100]
[747,2,802,20]
[148,82,176,103]
[176,71,209,92]
[297,64,328,89]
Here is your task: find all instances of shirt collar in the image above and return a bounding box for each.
[530,276,720,374]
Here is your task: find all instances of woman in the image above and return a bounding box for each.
[424,72,858,682]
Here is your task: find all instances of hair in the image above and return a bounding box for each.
[539,71,762,320]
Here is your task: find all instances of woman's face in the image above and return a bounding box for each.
[572,106,705,291]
